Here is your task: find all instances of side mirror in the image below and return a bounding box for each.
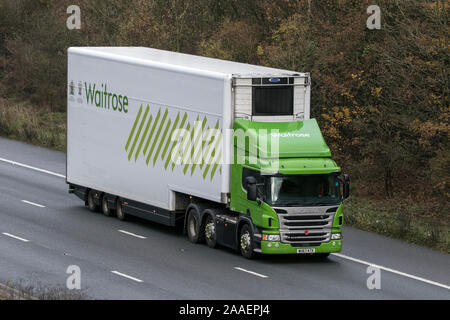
[343,174,350,199]
[245,176,257,201]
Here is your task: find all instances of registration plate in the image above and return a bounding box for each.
[297,248,315,254]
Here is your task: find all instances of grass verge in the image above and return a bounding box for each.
[344,197,449,253]
[0,280,90,300]
[0,98,65,152]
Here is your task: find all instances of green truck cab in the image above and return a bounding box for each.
[229,119,349,258]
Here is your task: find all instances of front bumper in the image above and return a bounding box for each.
[260,239,342,254]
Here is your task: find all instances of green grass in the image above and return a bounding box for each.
[0,280,90,300]
[344,197,449,253]
[0,99,66,152]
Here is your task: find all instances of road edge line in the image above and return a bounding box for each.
[332,252,450,290]
[0,157,65,179]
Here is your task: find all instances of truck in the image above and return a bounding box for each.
[67,47,350,259]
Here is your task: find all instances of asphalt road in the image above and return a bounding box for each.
[0,137,449,299]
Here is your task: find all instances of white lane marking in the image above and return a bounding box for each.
[0,157,65,179]
[21,200,46,208]
[332,253,450,291]
[118,230,147,239]
[2,232,30,243]
[234,267,268,278]
[111,271,143,283]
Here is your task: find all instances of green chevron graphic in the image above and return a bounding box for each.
[125,105,143,151]
[171,122,190,171]
[164,112,188,170]
[128,105,149,161]
[185,116,207,175]
[125,105,222,180]
[146,108,168,165]
[135,113,153,162]
[161,112,180,161]
[203,124,222,180]
[143,107,161,156]
[153,118,171,166]
[182,116,199,175]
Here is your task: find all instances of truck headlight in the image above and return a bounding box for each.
[331,233,341,240]
[262,234,280,241]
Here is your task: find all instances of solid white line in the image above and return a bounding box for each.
[118,230,147,239]
[0,157,65,179]
[234,267,268,278]
[21,200,46,208]
[2,232,29,243]
[332,253,450,291]
[111,271,143,283]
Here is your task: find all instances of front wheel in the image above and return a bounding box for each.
[239,224,255,259]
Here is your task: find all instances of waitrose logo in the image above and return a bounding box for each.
[84,82,129,113]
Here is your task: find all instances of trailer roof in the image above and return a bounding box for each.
[69,47,305,78]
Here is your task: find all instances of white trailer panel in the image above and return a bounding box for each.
[68,47,230,210]
[67,47,309,211]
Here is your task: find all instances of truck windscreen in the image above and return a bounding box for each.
[266,174,341,207]
[252,86,293,116]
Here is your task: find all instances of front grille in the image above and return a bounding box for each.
[275,206,337,245]
[284,221,329,227]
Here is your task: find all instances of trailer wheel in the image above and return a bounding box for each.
[101,195,112,217]
[187,209,201,244]
[116,198,126,221]
[87,190,99,212]
[239,224,254,259]
[204,215,217,248]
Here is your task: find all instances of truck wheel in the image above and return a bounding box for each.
[87,190,99,212]
[239,224,254,259]
[101,195,112,217]
[204,215,217,248]
[187,209,202,244]
[116,198,126,221]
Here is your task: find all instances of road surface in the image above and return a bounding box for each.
[0,137,449,299]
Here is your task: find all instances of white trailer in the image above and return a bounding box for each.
[67,47,310,223]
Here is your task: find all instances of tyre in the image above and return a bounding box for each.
[204,215,217,248]
[187,209,203,244]
[101,195,112,217]
[87,190,99,212]
[239,224,255,259]
[116,198,126,221]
